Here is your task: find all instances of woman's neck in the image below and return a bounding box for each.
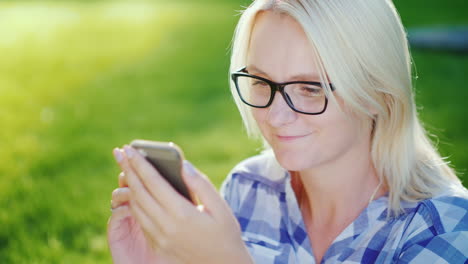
[294,156,385,226]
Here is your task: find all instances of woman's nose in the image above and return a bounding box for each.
[266,91,297,127]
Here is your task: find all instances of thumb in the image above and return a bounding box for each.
[182,160,228,219]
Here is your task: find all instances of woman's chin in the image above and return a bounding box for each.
[272,150,310,172]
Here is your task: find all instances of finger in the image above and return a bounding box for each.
[129,199,162,247]
[107,205,134,246]
[113,148,124,165]
[182,161,228,219]
[118,171,128,188]
[123,145,189,211]
[124,166,169,229]
[115,151,167,217]
[115,147,132,173]
[109,204,132,222]
[113,148,129,187]
[111,187,131,209]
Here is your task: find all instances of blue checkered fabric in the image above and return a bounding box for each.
[220,154,468,263]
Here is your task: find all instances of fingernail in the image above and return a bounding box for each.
[124,145,134,159]
[183,160,197,177]
[113,148,123,162]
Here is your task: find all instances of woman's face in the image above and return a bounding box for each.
[248,11,371,172]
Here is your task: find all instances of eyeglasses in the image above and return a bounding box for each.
[231,67,335,115]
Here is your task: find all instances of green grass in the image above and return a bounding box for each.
[0,2,259,263]
[0,0,467,263]
[393,0,468,176]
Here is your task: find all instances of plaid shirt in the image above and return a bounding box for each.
[221,153,468,263]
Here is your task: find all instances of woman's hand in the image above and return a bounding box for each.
[113,145,253,264]
[107,163,171,263]
[107,188,160,263]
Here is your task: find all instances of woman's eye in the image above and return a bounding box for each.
[300,86,323,96]
[252,80,269,87]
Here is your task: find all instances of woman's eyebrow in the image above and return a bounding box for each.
[247,64,321,81]
[289,72,321,81]
[246,64,269,76]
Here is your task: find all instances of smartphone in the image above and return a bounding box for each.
[130,139,193,202]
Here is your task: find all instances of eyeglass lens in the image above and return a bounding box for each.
[236,76,326,114]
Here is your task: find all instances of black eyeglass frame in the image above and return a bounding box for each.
[231,67,335,115]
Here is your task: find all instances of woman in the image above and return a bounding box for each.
[108,0,468,263]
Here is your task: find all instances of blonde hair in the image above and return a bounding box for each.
[229,0,462,216]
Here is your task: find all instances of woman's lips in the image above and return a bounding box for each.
[276,133,311,141]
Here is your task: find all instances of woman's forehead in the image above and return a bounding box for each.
[247,11,321,82]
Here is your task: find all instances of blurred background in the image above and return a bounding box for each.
[0,0,466,263]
